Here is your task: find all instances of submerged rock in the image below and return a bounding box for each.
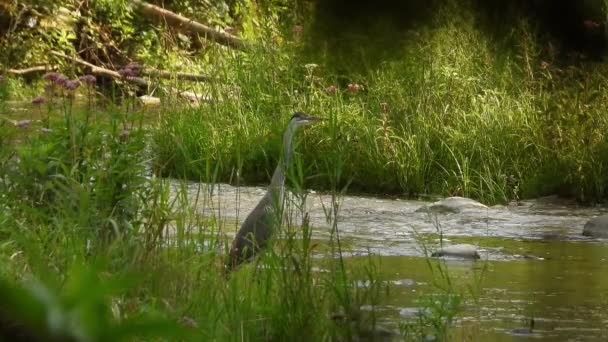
[355,327,398,342]
[399,307,431,318]
[415,196,487,214]
[431,244,480,259]
[583,215,608,238]
[391,279,416,287]
[508,318,537,337]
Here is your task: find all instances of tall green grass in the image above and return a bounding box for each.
[154,2,608,204]
[0,73,469,340]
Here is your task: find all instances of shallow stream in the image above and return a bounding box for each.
[176,180,608,341]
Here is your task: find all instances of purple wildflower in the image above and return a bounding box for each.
[125,62,142,74]
[120,129,130,138]
[43,72,61,82]
[15,120,32,128]
[79,74,96,85]
[55,75,69,86]
[32,96,45,105]
[326,85,337,94]
[118,68,135,78]
[63,79,81,91]
[41,127,52,134]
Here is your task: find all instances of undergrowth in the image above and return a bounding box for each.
[0,71,469,340]
[4,0,607,340]
[153,2,608,205]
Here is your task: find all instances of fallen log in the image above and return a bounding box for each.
[131,0,247,51]
[49,51,210,105]
[7,59,210,83]
[7,66,55,75]
[142,69,211,82]
[50,51,149,87]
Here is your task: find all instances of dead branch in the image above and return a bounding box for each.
[131,0,247,51]
[143,69,212,82]
[7,66,55,75]
[49,51,149,87]
[50,51,212,83]
[49,51,210,105]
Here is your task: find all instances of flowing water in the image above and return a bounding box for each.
[175,180,608,341]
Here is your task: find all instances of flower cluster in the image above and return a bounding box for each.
[42,72,60,82]
[347,83,362,92]
[43,72,69,86]
[118,62,142,78]
[325,83,364,94]
[32,96,45,105]
[64,79,81,91]
[79,74,96,85]
[42,72,85,92]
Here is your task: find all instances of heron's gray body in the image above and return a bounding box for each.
[229,186,280,263]
[227,112,322,271]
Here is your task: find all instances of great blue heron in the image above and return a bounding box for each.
[226,112,324,271]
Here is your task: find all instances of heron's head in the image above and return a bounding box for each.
[290,112,324,127]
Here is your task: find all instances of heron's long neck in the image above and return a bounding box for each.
[270,122,296,189]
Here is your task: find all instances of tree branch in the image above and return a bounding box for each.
[131,0,248,51]
[7,66,55,75]
[49,51,149,87]
[49,51,210,104]
[142,69,212,82]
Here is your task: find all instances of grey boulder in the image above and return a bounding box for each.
[583,215,608,238]
[416,196,488,213]
[431,244,480,259]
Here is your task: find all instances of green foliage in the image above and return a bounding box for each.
[151,0,608,204]
[0,262,191,341]
[1,82,450,342]
[9,0,608,339]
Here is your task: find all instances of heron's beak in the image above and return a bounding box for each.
[303,114,325,124]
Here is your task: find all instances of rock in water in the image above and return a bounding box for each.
[415,196,488,214]
[431,244,480,259]
[138,95,161,106]
[583,215,608,238]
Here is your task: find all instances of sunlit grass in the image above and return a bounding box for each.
[154,4,608,205]
[8,0,608,340]
[0,85,438,340]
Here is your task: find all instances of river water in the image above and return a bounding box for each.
[172,180,608,341]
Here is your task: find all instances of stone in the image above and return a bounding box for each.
[415,196,487,214]
[399,307,430,318]
[431,244,480,259]
[138,95,161,106]
[583,215,608,238]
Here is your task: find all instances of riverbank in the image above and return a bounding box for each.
[151,7,608,205]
